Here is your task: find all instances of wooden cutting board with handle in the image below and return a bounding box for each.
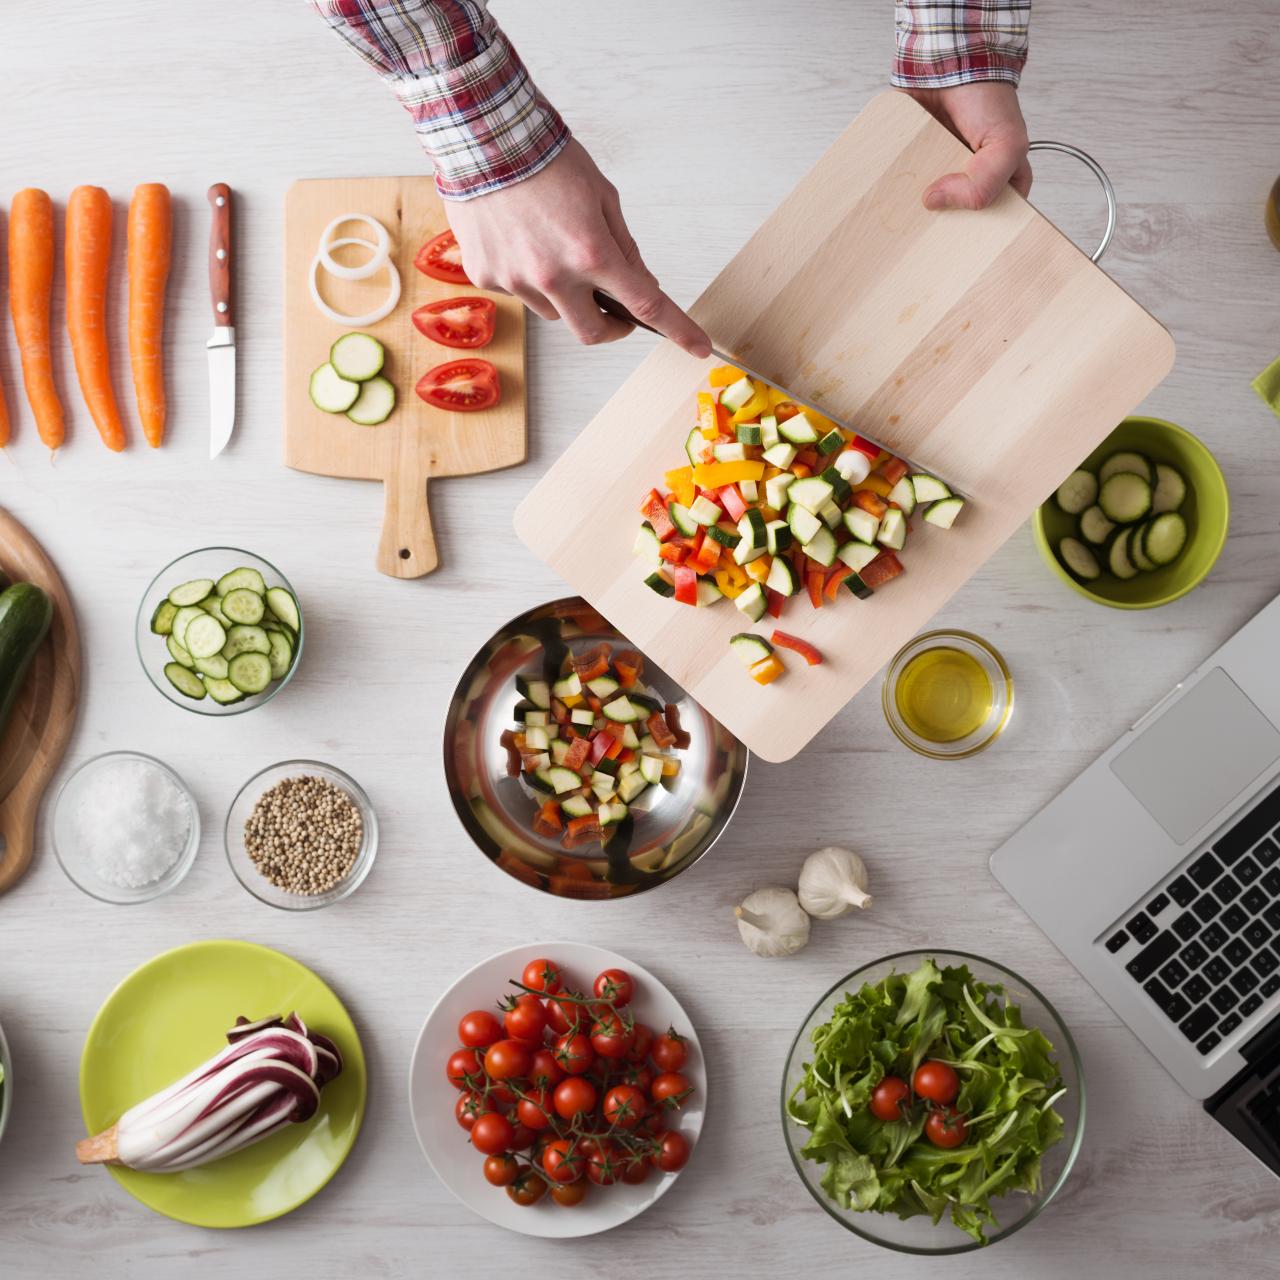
[515,92,1175,763]
[0,509,81,893]
[284,178,526,578]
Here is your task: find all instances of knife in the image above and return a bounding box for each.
[592,290,959,494]
[207,182,235,459]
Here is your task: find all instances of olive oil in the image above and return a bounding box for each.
[894,646,993,744]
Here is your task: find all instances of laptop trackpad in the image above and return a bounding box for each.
[1111,668,1280,844]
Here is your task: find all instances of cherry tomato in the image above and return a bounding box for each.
[925,1107,968,1149]
[545,991,586,1035]
[485,1081,517,1108]
[506,1120,536,1151]
[913,1061,960,1107]
[416,358,500,413]
[554,1032,594,1076]
[625,1022,655,1063]
[457,1009,503,1049]
[470,1112,514,1156]
[516,1087,553,1131]
[483,1153,520,1187]
[590,1011,635,1060]
[522,958,564,994]
[651,1130,691,1173]
[602,1084,647,1129]
[541,1138,584,1184]
[651,1071,693,1111]
[553,1076,598,1121]
[455,1091,484,1131]
[446,1047,483,1089]
[586,1138,624,1186]
[651,1028,688,1073]
[593,968,634,1007]
[621,1152,652,1185]
[414,229,471,285]
[504,994,547,1044]
[869,1076,912,1123]
[411,296,496,349]
[617,1061,654,1094]
[550,1179,589,1207]
[528,1048,564,1087]
[507,1169,547,1206]
[484,1039,533,1081]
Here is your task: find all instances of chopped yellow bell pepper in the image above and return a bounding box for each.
[708,365,744,388]
[562,693,583,708]
[697,392,719,440]
[749,654,786,685]
[714,564,748,599]
[664,465,696,509]
[730,380,770,425]
[766,386,793,410]
[693,460,766,488]
[857,474,893,498]
[745,555,773,583]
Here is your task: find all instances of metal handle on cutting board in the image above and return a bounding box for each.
[1028,141,1117,263]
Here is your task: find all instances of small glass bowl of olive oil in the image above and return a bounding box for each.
[882,631,1013,759]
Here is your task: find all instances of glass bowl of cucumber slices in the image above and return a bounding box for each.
[135,548,304,715]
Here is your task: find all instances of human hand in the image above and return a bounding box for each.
[446,139,711,357]
[900,82,1031,210]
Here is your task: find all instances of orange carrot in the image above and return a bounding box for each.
[8,189,64,450]
[66,185,125,451]
[127,183,171,448]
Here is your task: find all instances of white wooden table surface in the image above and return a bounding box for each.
[2,2,1278,1275]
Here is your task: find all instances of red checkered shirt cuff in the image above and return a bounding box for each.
[890,1,1029,89]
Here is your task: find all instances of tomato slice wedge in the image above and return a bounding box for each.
[415,358,501,413]
[412,296,496,349]
[414,229,472,284]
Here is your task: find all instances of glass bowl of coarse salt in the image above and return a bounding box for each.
[224,760,377,910]
[52,751,200,904]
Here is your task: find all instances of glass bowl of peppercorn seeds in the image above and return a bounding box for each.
[224,760,377,909]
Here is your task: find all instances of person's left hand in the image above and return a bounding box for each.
[900,82,1031,210]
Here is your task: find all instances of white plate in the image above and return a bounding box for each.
[408,941,706,1238]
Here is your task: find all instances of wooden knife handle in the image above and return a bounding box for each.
[207,183,233,328]
[592,289,660,338]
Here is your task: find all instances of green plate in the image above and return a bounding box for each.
[79,940,366,1228]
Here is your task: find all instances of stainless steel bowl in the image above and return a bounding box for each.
[443,597,748,899]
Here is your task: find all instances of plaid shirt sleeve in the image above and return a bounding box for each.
[310,1,571,201]
[891,1,1030,88]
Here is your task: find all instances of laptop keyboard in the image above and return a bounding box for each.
[1104,780,1280,1058]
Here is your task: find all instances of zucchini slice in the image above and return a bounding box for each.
[923,496,965,529]
[310,362,360,414]
[1144,512,1188,565]
[346,375,396,426]
[1055,469,1098,515]
[1099,472,1152,524]
[730,633,774,667]
[264,588,300,632]
[1058,536,1101,581]
[216,566,267,597]
[910,474,952,504]
[1079,504,1115,546]
[167,578,214,608]
[1099,450,1153,484]
[329,332,385,382]
[164,662,207,700]
[221,587,265,625]
[1151,463,1187,514]
[1107,528,1140,580]
[184,613,227,660]
[227,651,273,695]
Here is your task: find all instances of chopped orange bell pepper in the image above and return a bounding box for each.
[748,654,785,685]
[664,465,696,508]
[858,474,893,498]
[692,460,765,488]
[745,555,773,583]
[708,365,744,387]
[697,392,719,440]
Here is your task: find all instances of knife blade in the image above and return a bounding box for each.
[592,290,959,493]
[207,182,235,459]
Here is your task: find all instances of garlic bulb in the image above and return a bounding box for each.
[797,847,872,919]
[735,886,811,957]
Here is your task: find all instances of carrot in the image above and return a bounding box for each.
[8,190,66,448]
[65,186,125,451]
[127,184,171,447]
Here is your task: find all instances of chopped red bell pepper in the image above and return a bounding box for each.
[602,719,628,742]
[533,800,563,837]
[614,650,643,687]
[616,748,635,765]
[673,564,698,605]
[793,448,819,471]
[520,750,546,772]
[717,483,747,522]
[646,711,677,749]
[774,401,801,421]
[664,703,693,749]
[587,693,602,713]
[562,737,591,771]
[849,435,882,459]
[588,732,613,765]
[881,456,908,485]
[640,489,676,540]
[690,536,722,575]
[860,551,904,589]
[571,642,611,680]
[851,490,889,519]
[766,589,786,619]
[550,698,570,724]
[715,402,732,433]
[806,568,826,609]
[658,542,689,564]
[824,563,845,601]
[499,729,521,777]
[771,630,823,665]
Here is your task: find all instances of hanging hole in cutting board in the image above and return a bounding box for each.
[1026,141,1117,263]
[399,548,410,560]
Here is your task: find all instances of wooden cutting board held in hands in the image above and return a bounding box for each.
[514,92,1175,763]
[284,178,526,579]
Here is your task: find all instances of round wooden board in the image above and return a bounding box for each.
[0,508,81,893]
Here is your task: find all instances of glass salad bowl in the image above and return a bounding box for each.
[0,1016,11,1148]
[781,950,1085,1255]
[135,547,303,716]
[442,597,749,901]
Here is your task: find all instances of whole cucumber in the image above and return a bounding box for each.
[0,582,54,744]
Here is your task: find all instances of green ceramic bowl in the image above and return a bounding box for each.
[1033,416,1229,609]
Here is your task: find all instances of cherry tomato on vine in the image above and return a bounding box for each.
[625,1022,654,1063]
[925,1107,968,1149]
[541,1138,584,1184]
[507,1169,547,1206]
[869,1076,912,1123]
[651,1028,688,1073]
[506,1120,536,1151]
[586,1138,624,1186]
[446,1047,483,1089]
[554,1031,594,1076]
[651,1071,693,1111]
[593,968,634,1007]
[913,1061,960,1107]
[602,1084,647,1129]
[590,1011,634,1060]
[529,1048,564,1087]
[651,1130,691,1173]
[486,1080,518,1108]
[457,1010,503,1049]
[484,1039,533,1081]
[455,1091,485,1131]
[550,1179,589,1207]
[617,1061,653,1094]
[470,1112,514,1156]
[522,958,563,994]
[516,1087,553,1131]
[553,1076,598,1121]
[504,994,547,1044]
[621,1152,652,1185]
[483,1153,520,1186]
[545,991,586,1035]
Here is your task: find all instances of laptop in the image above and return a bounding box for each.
[991,588,1280,1175]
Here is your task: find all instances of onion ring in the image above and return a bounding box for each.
[309,237,401,326]
[317,212,391,280]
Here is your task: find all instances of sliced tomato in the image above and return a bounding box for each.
[860,551,904,589]
[415,358,500,413]
[414,229,472,284]
[412,296,496,348]
[771,630,823,665]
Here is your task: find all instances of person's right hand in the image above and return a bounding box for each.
[446,139,711,358]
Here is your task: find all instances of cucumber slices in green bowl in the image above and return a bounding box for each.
[148,564,301,708]
[310,332,396,426]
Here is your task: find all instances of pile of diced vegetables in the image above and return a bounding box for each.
[501,644,685,848]
[633,369,965,683]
